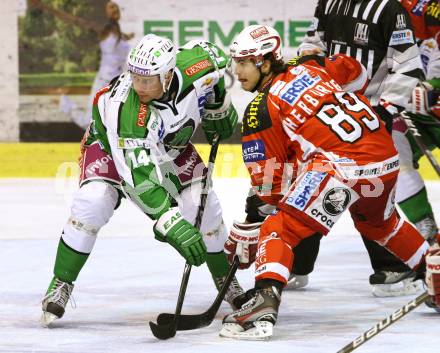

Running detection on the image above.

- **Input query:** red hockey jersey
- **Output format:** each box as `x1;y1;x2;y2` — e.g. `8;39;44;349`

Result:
241;54;398;205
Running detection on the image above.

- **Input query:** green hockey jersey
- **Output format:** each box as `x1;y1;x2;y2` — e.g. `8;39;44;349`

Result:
87;41;230;219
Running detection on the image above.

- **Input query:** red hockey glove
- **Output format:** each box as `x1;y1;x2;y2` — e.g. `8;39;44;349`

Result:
224;221;261;269
426;244;440;308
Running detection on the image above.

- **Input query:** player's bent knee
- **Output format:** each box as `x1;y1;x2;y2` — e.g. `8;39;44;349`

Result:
61;182;120;253
70;182;119;228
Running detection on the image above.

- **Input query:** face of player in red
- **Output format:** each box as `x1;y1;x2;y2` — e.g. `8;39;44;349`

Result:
233;58;262;92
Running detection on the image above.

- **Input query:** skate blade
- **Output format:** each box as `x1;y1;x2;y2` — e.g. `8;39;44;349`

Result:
285;275;309;290
40;312;58;327
372;280;422;298
219;321;273;340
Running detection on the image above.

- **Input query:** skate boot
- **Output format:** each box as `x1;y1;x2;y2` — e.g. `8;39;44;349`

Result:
214;275;247;310
219;285;281;340
415;214;438;245
369;270;421;297
425;297;440;313
41;277;74;327
285;272;309;290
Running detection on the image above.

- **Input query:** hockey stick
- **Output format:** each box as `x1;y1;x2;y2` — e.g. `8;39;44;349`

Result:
336;291;429;353
400;111;440;176
149;135;220;340
156;257;239;330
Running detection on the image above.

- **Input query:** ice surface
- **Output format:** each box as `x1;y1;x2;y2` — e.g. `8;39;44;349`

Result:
0;178;439;353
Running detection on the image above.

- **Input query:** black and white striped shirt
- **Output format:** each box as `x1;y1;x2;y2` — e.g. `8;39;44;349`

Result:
299;0;425;110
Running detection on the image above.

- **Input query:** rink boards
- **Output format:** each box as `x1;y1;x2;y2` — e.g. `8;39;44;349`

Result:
1;142;439;180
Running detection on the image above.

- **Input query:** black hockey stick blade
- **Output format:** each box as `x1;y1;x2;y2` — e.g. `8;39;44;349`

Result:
156;257;239;330
149;320;176;340
149;262;192;339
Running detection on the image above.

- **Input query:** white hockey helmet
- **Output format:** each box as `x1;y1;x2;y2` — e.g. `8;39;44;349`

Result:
127;34;176;91
230;25;282;65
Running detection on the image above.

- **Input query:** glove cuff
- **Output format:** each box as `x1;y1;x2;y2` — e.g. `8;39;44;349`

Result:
154;207;183;241
229;220;261;244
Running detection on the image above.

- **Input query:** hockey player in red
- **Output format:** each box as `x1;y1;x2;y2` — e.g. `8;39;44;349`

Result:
220;25;440;340
400;0;440;44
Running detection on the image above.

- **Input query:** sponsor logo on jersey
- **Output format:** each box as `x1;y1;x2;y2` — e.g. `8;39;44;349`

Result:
246;93;263;129
137;103;148;127
383;159;399;172
322;187;351;216
180;149;201;177
201;77;214;87
284;171;326;210
411;0;430;16
117;138;152;149
148;111;165;140
242;139;266;162
389;30;414;46
426;1;440;20
242;92;272;136
395;14;407;29
280;72;321;106
85;155;113;178
354;23;369;45
354;167;380;177
184;59;213;76
250;26;269;39
310;208;335;228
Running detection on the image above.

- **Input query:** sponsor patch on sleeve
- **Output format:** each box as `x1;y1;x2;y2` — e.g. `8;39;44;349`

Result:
184;59;213;76
242;139;266;162
389;30;414;46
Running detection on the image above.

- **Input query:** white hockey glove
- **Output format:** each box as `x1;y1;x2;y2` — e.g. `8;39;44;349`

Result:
426;243;440;309
411;81;434;116
224;221;261;269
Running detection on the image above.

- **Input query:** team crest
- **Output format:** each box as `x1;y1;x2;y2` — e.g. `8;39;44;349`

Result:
322;187;351;216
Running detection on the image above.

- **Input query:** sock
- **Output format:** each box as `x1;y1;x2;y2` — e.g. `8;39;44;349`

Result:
206;251;230;278
398;187;433;223
255;279;284;293
53;238;89;283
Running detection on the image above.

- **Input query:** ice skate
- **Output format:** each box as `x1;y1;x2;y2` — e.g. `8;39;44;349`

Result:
41;277;74;327
214;275;247;310
285;273;309;290
219;285;280;340
415;215;438;245
370;270;421;297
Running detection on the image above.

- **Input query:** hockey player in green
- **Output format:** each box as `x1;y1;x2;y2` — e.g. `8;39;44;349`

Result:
393;33;440;247
41;34;243;326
